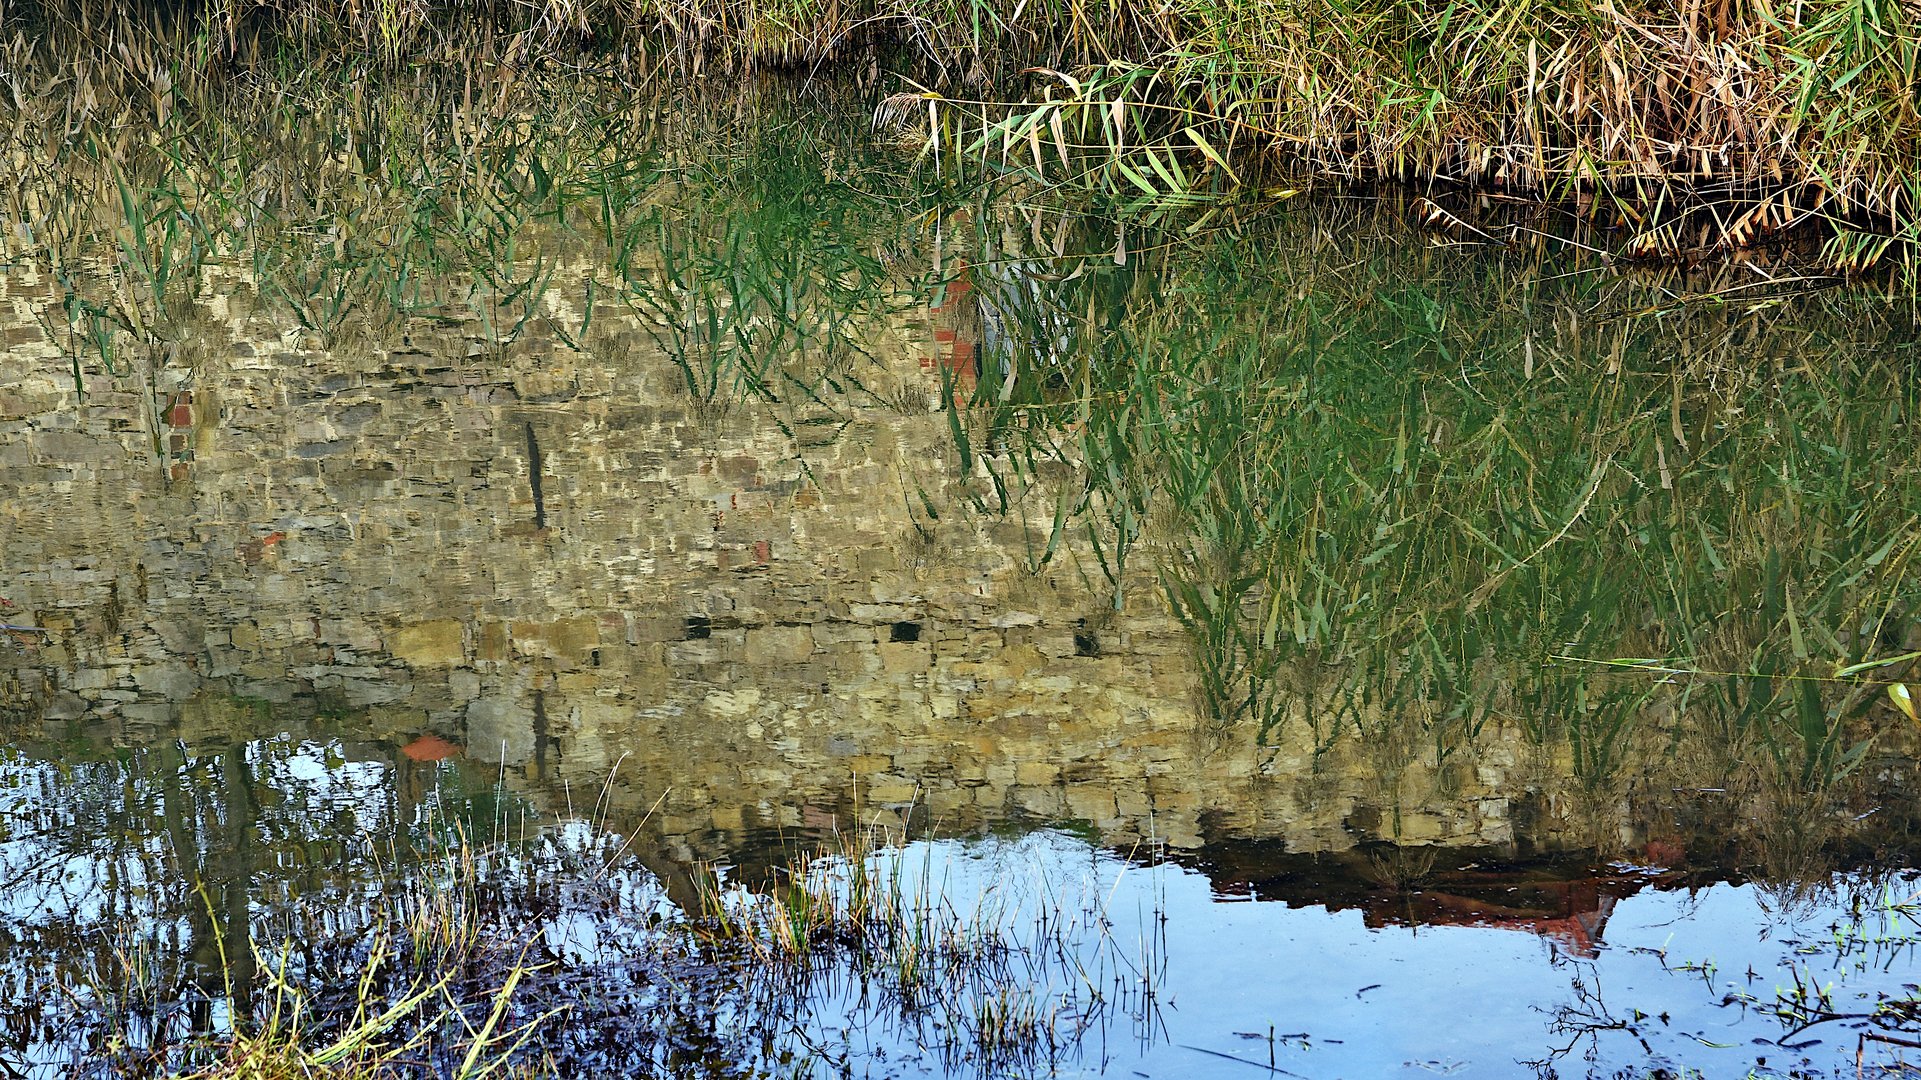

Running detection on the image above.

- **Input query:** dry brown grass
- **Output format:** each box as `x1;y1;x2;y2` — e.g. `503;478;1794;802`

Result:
12;0;1921;268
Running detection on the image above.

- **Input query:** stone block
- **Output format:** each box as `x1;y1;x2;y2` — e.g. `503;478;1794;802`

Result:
1063;785;1116;823
448;669;482;702
511;617;600;665
865;777;917;804
1014;761;1061;786
848;603;911;622
132;662;201;701
878;642;929;674
746;625;814;664
1396;812;1446;843
466;695;533;765
924;786;971;817
342;678;410;706
40;690;89;720
477;621;511;662
317;617;382;651
120;703;174;726
702;688;763;719
389;619;466;667
812;621;878;646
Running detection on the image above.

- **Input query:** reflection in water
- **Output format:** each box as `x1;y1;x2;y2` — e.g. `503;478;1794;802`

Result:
5;732;1921;1078
2;60;1921;1078
1202;841;1642;959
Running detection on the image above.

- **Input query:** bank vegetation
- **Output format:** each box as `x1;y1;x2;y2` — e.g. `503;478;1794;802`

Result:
9;0;1921;273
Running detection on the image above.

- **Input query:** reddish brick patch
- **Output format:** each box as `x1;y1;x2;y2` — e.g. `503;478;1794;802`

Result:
400;734;461;762
236;533;284;565
948;340;975;370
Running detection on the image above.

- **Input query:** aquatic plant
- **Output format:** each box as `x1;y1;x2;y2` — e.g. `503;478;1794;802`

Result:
2;727;1154;1078
0;27;948;465
691;815;1164;1076
930;193;1921;826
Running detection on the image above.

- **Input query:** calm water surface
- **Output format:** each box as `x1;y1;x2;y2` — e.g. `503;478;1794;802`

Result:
2;74;1920;1078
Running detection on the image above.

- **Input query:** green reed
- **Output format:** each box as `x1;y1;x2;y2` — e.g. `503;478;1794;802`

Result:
0;31;949;440
610;118;926;416
943;195;1921;815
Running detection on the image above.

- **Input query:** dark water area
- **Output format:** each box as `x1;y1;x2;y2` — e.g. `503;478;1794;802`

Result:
4;67;1921;1078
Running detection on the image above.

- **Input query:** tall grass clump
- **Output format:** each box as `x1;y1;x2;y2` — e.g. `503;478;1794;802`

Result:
691;818;1166;1075
932;197;1921;847
917;0;1921;273
51;827;577;1079
0;23;951;442
16;0;1921;270
3;0;1167;69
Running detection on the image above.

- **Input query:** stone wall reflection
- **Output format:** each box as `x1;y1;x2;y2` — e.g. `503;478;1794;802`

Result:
2;255;1913;887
